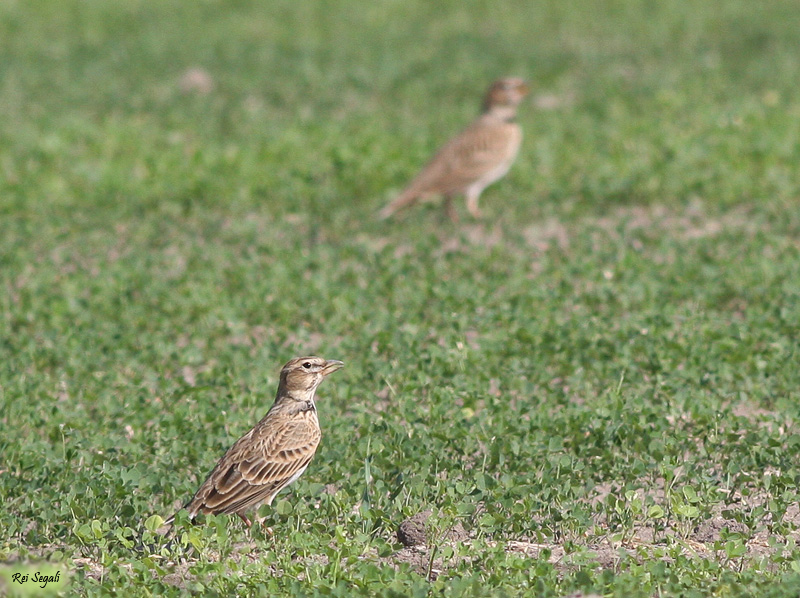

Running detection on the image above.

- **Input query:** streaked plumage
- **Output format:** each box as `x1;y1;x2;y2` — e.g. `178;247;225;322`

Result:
379;77;529;221
164;356;343;529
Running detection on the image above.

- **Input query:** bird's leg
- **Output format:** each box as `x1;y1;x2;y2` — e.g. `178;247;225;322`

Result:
465;189;483;219
237;512;253;527
261;523;275;538
443;195;459;223
238;512;261;542
255;514;275;539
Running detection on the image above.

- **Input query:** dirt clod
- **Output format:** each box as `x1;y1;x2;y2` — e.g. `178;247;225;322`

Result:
397;510;432;547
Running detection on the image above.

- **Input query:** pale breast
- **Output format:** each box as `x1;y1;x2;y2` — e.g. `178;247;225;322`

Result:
470;123;522;192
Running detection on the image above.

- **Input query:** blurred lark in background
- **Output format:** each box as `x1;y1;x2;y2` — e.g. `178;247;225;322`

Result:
380;77;529;221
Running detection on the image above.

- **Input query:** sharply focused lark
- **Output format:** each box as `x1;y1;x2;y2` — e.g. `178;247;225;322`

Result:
164;357;343;529
379;77;529;221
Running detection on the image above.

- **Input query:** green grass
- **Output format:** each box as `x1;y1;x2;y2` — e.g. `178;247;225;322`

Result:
3;0;800;595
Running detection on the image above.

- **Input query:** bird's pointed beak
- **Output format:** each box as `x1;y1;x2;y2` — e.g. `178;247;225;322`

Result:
322;360;344;376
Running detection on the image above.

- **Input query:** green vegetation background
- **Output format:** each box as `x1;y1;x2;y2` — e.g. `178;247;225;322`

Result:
2;0;800;596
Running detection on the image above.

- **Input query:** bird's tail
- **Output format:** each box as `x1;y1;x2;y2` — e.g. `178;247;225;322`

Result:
134;512;177;551
157;507;190;536
379;188;420;220
155;514;176;537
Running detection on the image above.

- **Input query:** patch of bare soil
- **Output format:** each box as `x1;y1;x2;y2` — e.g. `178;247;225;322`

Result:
382;472;800;579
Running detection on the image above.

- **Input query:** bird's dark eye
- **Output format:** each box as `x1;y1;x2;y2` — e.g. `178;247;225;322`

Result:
303;362;312;369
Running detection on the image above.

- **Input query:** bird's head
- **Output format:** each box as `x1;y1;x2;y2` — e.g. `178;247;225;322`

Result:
279;356;344;400
482;78;530;115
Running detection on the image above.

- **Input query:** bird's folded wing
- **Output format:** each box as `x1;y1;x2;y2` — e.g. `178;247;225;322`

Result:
194;417;321;514
412;122;517;194
238;418;321;485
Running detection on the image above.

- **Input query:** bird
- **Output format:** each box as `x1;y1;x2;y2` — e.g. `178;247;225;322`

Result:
379;77;530;221
162;356;343;530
